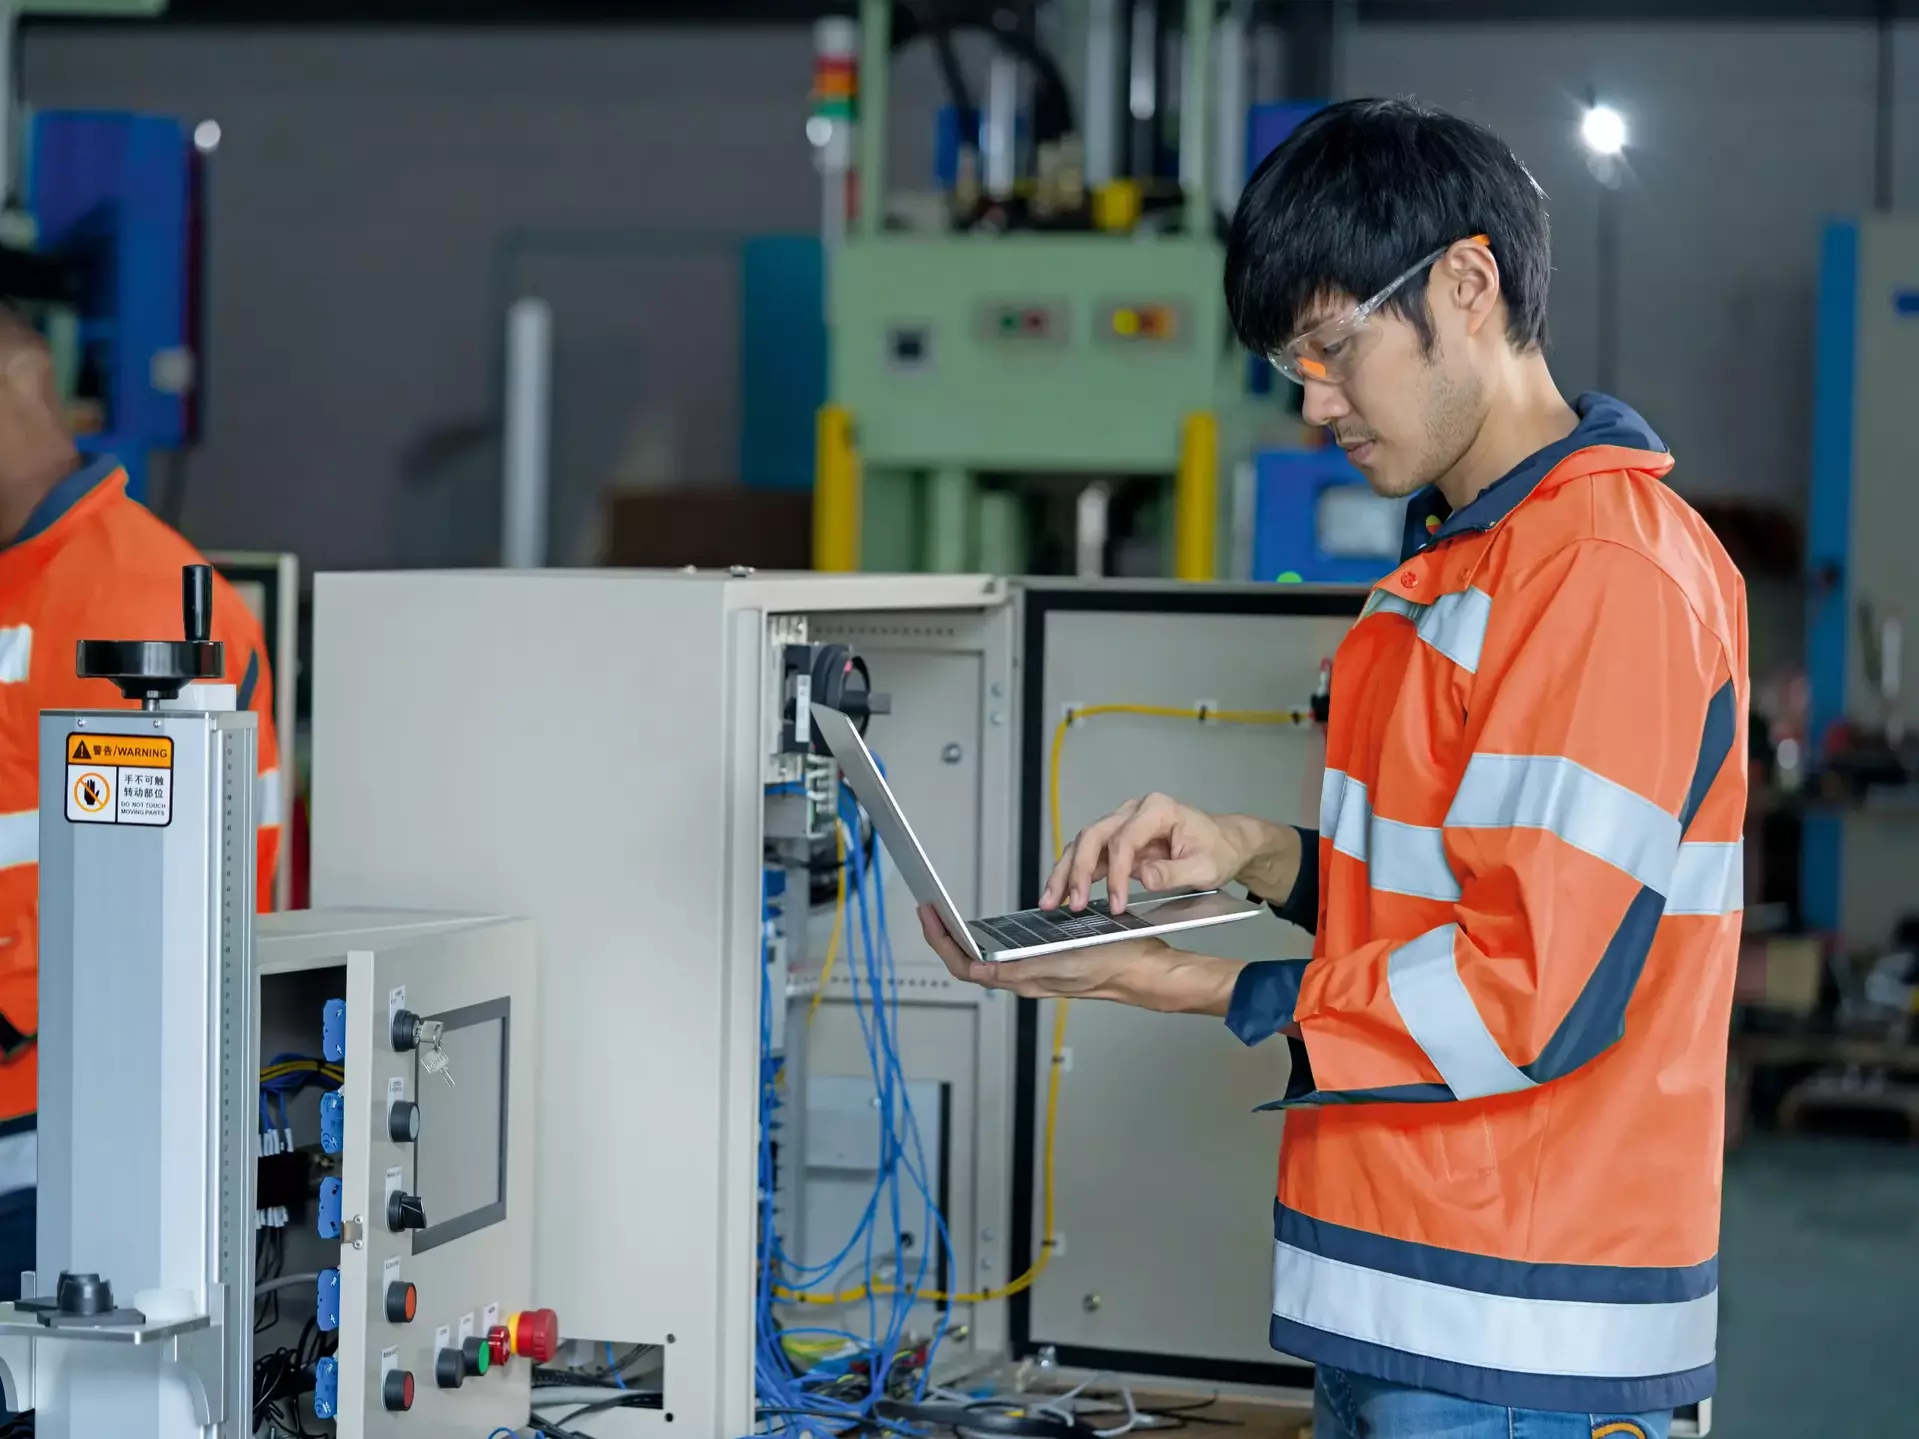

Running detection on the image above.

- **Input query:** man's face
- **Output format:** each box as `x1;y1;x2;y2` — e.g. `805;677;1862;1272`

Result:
1293;288;1484;500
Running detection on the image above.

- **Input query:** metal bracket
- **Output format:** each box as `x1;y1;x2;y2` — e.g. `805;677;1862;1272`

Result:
0;1279;226;1426
163;1291;227;1428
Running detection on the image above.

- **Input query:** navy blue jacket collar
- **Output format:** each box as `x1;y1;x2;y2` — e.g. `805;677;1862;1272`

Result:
7;454;122;550
1399;392;1666;562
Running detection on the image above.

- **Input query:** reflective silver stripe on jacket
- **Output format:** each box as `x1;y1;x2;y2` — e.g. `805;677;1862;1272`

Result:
0;811;34;872
1272;1240;1719;1378
1360;586;1494;674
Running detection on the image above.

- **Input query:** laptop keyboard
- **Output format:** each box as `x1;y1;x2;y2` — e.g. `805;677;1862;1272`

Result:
970;900;1158;952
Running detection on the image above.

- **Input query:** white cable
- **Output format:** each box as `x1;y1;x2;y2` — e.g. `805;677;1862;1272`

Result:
1091;1382;1140;1438
254;1272;321;1297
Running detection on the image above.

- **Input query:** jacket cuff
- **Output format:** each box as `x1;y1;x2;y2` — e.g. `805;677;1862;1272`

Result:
1248;826;1318;935
1224;959;1309;1047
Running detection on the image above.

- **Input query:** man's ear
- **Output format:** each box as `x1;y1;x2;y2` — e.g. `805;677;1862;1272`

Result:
1439;239;1502;338
0;345;53;407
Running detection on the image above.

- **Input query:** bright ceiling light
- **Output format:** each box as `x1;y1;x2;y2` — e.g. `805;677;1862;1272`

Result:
193;120;222;154
1580;105;1626;156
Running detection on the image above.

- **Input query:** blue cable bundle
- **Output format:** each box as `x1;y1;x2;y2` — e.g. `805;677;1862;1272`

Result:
749;769;957;1436
257;1053;342;1157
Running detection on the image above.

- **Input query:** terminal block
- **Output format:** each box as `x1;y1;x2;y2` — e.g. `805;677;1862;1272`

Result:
317;1176;343;1240
317;1268;341;1332
322;998;346;1063
313;1357;338;1420
319;1090;344;1154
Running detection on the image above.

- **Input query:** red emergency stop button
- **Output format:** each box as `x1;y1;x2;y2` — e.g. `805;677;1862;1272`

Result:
487;1324;513;1369
509;1308;560;1363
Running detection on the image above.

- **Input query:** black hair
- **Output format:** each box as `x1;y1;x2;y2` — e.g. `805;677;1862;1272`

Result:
1224;97;1551;358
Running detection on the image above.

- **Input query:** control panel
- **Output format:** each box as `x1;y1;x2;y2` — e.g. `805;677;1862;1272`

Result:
254;909;542;1437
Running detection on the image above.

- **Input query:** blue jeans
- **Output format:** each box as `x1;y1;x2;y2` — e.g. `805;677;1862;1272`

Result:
1315;1367;1672;1439
0;1186;31;1303
0;1186;27;1419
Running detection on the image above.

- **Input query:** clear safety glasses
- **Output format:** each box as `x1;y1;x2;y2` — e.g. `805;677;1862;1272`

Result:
1268;234;1491;387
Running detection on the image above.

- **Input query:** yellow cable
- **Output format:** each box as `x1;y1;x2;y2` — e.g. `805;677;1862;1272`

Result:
805;818;849;1029
779;702;1305;1309
1047;704;1310;866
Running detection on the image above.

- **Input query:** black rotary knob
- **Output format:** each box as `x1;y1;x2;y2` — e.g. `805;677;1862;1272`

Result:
74;564;224;705
435;1346;464;1389
388;1100;421;1144
384;1368;415;1411
387;1191;427;1232
385;1280;417;1324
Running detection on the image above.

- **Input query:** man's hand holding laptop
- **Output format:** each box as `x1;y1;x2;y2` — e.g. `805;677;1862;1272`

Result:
918;792;1303;1012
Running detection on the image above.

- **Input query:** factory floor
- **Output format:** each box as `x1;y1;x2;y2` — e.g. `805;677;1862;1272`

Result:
1714;1132;1919;1438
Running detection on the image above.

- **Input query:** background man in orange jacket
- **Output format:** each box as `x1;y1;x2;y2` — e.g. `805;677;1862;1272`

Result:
920;100;1747;1439
0;311;282;1301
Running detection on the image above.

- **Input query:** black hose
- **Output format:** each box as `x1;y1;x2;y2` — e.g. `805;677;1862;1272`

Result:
904;1;979;120
891;3;1076;145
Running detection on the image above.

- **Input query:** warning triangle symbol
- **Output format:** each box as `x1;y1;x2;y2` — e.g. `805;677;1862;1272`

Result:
71;740;90;761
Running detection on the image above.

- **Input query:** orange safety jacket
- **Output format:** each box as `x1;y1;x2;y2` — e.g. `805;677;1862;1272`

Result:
0;458;282;1143
1227;395;1747;1414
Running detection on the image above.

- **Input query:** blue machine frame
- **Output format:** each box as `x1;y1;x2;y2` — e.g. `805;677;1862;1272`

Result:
25;110;198;507
1249;446;1402;585
1802;221;1858;935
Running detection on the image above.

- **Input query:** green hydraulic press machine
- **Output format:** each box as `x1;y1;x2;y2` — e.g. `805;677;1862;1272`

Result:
813;0;1295;580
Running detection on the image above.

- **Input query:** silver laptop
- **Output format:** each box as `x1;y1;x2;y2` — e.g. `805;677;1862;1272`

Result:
810;703;1261;963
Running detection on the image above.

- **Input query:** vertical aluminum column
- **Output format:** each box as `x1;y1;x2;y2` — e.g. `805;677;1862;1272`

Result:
21;701;256;1438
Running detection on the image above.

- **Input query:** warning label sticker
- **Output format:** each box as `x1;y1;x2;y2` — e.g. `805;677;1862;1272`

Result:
67;734;173;769
64;733;173;827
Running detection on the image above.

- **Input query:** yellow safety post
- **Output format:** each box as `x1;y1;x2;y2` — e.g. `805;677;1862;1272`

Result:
813;404;860;571
1174;411;1218;581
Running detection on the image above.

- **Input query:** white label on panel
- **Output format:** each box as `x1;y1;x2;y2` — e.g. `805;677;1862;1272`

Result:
388;985;407;1034
457;1312;476;1344
381;1347;400;1376
434;1325;451;1353
483;1302;501;1332
384;1255;403;1286
387;1076;406;1104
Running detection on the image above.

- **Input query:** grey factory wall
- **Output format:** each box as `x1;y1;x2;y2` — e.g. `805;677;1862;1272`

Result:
20;19;1919;572
20;24;945;571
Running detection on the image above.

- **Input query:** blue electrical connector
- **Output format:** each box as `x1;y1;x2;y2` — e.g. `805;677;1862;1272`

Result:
319;1091;344;1155
316;1268;341;1333
312;1357;338;1419
322;1000;346;1064
317;1177;342;1240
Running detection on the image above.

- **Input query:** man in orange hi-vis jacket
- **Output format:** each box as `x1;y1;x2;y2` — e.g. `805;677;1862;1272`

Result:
0;311;282;1300
919;100;1746;1439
